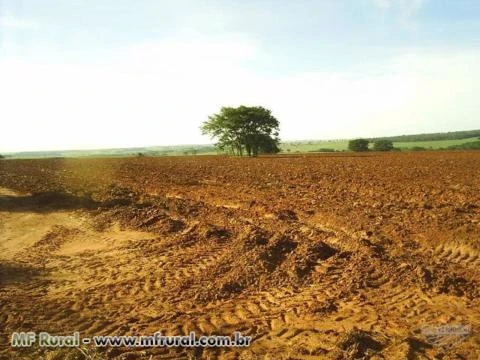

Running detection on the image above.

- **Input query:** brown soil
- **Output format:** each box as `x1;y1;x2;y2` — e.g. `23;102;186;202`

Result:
0;152;479;359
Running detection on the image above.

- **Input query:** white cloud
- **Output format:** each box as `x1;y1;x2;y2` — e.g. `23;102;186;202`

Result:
402;0;426;12
0;15;38;29
372;0;425;12
128;35;258;74
372;0;427;29
0;37;479;152
372;0;392;9
398;0;427;28
0;35;260;151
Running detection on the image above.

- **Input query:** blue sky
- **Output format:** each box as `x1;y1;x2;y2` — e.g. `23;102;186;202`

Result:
1;0;479;151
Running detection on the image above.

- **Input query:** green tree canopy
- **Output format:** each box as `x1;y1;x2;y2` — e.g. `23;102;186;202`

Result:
201;106;280;156
348;139;369;152
373;139;394;151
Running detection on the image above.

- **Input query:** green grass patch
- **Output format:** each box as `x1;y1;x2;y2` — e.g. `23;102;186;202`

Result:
394;137;480;150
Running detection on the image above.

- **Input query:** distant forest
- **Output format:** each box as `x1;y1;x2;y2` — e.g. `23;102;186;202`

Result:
369;129;480;142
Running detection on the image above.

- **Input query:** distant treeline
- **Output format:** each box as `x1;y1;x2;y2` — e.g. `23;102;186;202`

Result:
369;129;480;143
4;145;217;159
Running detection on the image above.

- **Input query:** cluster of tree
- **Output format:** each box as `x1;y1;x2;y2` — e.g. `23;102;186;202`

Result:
348;139;395;152
372;139;394;151
348;139;369;152
201;106;280;156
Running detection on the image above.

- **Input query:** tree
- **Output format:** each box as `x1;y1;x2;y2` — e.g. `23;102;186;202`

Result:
201;106;280;156
348;139;369;152
373;139;394;151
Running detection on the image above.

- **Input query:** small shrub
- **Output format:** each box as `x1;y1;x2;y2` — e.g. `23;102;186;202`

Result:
309;148;335;153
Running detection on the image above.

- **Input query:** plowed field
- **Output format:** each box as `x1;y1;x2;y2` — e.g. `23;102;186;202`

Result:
0;152;479;359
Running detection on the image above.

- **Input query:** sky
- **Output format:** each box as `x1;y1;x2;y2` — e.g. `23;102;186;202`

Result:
1;0;480;152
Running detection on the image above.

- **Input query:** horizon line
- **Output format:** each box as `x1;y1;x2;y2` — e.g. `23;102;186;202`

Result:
2;128;480;155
